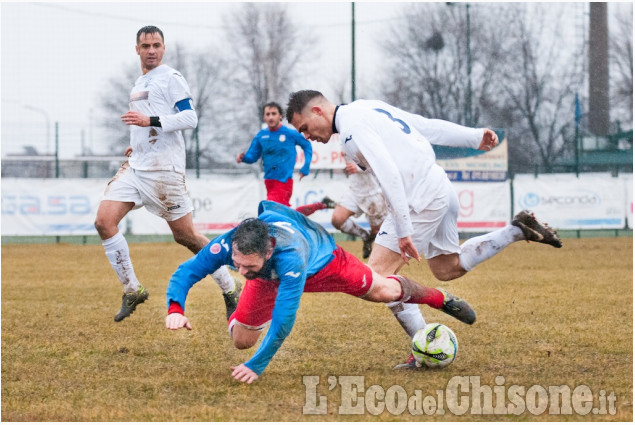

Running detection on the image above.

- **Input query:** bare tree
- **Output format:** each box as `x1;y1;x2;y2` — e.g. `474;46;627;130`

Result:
223;3;311;125
497;4;582;172
379;3;506;128
609;3;633;126
98;63;139;155
379;3;584;173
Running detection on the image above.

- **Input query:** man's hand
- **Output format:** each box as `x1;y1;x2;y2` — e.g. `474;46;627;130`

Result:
121;111;150;127
398;236;421;265
124;146;133;157
477;129;499;151
165;313;192;330
344;162;358;176
298;172;307;181
231;364;259;384
236;152;245;163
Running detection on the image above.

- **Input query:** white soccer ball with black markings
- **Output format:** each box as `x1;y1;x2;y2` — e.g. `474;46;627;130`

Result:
411;323;458;368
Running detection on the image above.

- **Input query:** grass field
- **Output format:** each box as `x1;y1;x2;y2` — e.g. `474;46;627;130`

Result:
1;237;632;421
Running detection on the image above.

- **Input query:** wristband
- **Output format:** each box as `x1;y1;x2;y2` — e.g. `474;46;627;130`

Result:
150;116;162;127
168;300;184;315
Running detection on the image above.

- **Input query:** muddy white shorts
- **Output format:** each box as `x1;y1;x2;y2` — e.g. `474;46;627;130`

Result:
102;161;193;221
374;178;460;259
339;190;389;228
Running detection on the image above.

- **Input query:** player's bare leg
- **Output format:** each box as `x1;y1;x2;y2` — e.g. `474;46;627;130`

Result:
230;322;262;350
95;200;135;240
167;212;209;253
367;244;405;276
332;205;373;258
427;253;466;281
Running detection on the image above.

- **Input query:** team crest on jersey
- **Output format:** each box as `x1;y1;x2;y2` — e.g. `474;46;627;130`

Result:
210;243;222;255
279;135;286;142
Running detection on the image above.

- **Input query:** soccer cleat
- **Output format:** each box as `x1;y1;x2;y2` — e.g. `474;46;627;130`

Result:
114;284;149;322
438;288;476;325
511;210;562;248
321;196;337;209
362;235;375;259
393;353;422;370
223;278;242;320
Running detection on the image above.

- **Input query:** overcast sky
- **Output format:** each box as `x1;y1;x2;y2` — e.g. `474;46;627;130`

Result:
1;1;632;159
1;1;399;158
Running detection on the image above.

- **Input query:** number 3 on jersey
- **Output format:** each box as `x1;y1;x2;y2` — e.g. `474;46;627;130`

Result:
374;108;411;134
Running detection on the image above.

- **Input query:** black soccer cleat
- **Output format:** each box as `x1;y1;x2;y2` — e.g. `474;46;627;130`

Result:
512;210;562;248
114;284;149;322
223;278;242;320
438;288;476;325
362;235;375;259
321;196;337;209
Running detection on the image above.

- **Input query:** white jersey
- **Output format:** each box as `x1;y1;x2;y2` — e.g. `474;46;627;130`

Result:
335;99;483;238
128;64;195;173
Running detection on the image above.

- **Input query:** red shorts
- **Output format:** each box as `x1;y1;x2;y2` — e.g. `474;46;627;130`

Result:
264;178;293;207
228;247;373;330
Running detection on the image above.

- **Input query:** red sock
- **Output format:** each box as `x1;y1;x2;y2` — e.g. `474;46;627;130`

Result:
295;202;326;216
388;275;445;309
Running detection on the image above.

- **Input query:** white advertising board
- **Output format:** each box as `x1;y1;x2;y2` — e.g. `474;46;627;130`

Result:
1;178;104;236
513;173;626;229
622;174;633;229
3;173;630;236
453;181;511;231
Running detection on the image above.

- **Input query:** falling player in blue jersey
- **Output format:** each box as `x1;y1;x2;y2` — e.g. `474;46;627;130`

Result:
165;200;476;384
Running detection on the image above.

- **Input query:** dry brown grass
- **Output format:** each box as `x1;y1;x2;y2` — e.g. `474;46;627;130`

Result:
1;237;632;421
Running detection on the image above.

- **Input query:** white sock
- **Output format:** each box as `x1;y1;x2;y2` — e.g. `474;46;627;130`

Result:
387;301;426;338
339;218;371;240
212;266;236;293
459;225;524;272
102;232;140;293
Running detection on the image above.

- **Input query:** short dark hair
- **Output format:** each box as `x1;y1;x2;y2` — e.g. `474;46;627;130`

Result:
286;90;324;122
263;102;283;116
136;25;164;44
232;218;272;257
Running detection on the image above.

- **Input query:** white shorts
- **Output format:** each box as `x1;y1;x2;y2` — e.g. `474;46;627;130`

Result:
102;161;193;222
339;190;388;228
374;178;460;259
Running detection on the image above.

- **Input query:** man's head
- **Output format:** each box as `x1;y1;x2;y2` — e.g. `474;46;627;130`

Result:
286;90;335;143
232;218;275;280
136;25;165;74
263;102;283;131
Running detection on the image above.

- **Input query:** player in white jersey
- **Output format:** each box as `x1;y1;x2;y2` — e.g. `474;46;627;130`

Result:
94;26;240;323
287;90;562;367
331;146;388;259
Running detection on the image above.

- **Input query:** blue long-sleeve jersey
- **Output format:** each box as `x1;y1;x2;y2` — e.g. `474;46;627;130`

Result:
242;125;313;181
166;201;336;375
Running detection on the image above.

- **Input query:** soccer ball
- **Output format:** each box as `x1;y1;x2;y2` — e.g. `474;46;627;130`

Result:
411;323;458;368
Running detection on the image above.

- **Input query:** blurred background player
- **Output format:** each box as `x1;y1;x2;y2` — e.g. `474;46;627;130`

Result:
331;148;388;259
236;101;335;216
94;25;240;323
287;90;562;366
165;201;475;384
